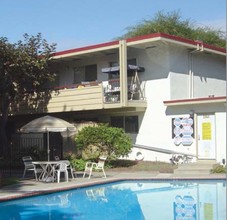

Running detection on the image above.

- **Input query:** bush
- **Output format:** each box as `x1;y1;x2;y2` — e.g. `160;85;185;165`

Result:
70;158;87;171
211;165;226;173
75;124;132;160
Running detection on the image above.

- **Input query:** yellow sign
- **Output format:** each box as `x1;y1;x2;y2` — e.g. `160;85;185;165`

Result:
204;203;213;220
202;122;212;140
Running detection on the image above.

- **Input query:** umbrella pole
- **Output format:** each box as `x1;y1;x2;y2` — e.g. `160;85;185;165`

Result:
47;131;50;161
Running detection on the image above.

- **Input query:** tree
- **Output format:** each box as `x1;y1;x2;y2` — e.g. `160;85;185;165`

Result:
120;11;226;48
75;124;132;160
0;33;56;156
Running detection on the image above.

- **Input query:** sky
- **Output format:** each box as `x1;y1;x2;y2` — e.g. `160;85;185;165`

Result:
0;0;226;52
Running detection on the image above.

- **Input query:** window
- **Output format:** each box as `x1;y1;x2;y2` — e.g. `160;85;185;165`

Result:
109;61;119;80
127;58;137;77
111;116;124;128
127;58;137;66
85;64;97;82
110;116;138;133
125;116;138;133
74;64;97;84
74;67;84;84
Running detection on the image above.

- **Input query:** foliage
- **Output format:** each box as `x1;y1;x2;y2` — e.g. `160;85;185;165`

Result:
75;124;132;160
70;159;87;171
108;159;138;168
0;33;56;155
63;152;87;171
0;177;19;187
119;10;226;48
211;165;226;173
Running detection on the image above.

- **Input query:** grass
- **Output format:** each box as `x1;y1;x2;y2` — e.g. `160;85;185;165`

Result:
107;160;176;173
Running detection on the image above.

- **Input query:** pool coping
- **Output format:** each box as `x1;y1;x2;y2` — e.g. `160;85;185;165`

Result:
0;171;226;202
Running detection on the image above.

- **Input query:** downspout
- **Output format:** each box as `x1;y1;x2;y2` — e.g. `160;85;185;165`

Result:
189;41;204;98
119;40;127;106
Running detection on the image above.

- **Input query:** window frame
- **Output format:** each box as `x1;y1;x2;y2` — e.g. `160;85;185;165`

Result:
110;115;139;133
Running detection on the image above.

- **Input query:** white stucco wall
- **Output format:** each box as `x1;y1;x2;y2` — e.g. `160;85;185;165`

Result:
215;112;226;164
192;53;226;97
126;78;178;162
126;45;226;163
169;47;190;99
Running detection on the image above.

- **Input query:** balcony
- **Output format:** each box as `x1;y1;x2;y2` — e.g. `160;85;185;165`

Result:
9;80;146;115
103;78;145;103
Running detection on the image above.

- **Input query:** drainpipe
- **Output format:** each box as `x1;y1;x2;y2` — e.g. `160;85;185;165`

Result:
188;41;204;98
119;40;127;106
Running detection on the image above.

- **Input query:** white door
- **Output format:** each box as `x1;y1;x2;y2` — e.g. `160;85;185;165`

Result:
197;114;216;159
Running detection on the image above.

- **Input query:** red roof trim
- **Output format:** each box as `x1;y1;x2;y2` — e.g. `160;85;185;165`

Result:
52;40;119;56
52;33;226;57
126;33;226;53
164;96;226;105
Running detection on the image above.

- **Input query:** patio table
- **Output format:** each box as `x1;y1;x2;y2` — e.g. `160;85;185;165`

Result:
33;161;60;182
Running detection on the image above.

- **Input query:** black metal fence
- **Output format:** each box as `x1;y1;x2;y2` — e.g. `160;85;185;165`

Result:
0;134;47;178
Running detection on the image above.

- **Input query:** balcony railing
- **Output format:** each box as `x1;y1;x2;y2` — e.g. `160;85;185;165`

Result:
9;79;146;115
103;77;144;103
103;79;121;103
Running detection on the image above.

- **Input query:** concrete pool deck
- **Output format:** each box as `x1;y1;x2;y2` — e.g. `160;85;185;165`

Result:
0;171;226;201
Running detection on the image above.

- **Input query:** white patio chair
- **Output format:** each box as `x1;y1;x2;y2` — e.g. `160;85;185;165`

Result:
22;156;42;181
55;157;76;179
64;160;76;179
83;156;107;179
54;162;69;183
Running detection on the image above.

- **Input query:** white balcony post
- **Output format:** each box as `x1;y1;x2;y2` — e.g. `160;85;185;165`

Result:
119;40;127;106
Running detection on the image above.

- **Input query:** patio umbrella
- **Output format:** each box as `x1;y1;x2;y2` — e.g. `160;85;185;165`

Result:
20;115;76;161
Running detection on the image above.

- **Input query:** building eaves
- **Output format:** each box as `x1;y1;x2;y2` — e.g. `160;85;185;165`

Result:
52;32;226;59
163;96;226;106
52;40;119;59
126;33;226;55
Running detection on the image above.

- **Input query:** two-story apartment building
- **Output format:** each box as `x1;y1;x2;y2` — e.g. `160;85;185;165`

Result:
10;33;226;164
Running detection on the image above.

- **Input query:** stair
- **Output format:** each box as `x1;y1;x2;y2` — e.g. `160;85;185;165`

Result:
173;160;218;175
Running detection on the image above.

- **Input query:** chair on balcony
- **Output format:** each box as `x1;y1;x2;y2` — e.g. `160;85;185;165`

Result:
83;156;107;179
22;156;42;181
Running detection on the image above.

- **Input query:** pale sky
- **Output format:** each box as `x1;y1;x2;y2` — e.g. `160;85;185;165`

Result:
0;0;225;51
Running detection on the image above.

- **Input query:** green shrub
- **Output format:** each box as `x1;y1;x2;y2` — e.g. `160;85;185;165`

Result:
70;158;87;171
75;124;132;160
211;165;226;173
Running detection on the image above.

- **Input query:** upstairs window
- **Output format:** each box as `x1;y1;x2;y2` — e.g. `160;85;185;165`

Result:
85;64;97;82
109;61;119;80
74;64;97;84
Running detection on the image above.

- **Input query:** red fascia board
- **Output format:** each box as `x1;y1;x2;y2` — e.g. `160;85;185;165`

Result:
52;32;226;57
164;96;226;105
52;40;119;57
126;32;226;53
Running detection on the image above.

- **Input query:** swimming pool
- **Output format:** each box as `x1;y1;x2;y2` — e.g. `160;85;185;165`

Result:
0;180;226;220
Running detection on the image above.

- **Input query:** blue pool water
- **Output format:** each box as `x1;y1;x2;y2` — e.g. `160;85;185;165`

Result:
0;180;226;220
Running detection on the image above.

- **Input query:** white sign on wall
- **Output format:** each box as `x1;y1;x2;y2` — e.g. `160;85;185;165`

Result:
172;117;194;146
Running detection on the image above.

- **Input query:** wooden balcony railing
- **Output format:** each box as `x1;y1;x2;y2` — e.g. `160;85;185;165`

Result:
9;79;145;115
